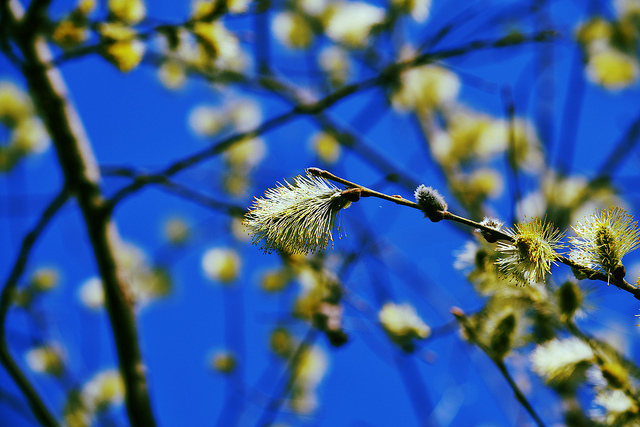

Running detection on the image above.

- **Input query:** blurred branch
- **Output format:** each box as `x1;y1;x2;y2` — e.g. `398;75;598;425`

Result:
566;320;640;381
452;308;546;427
215;285;247;426
107;107;300;207
256;74;423;190
596;112;640;177
501;86;523;224
21;0;51;29
532;0;555;152
254;327;318;427
253;4;270;75
0;187;69;427
555;44;586;174
394;353;436;426
105;30;557;206
102;165;246;217
7;1;157;425
0;387;35;422
493;359;546;427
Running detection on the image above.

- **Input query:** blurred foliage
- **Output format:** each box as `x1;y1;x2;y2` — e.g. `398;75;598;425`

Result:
1;0;640;426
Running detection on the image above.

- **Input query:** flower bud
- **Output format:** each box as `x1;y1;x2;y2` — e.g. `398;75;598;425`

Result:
414;184;447;222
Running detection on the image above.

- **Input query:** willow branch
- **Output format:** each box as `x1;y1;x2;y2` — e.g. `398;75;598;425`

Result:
452;308;546;427
308;168;640;300
105;30;558;207
0;188;69;427
102;165;246;217
107;108;300;208
254;327;318;427
493;359;546;427
8;1;157;425
256;74;422;190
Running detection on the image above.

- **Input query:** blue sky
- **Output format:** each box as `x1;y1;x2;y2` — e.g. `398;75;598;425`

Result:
1;0;640;426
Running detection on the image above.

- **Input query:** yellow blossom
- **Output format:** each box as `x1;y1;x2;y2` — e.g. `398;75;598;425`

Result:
324;2;385;47
109;0;146;24
192;21;240;65
11;117;49;154
391;0;431;23
311;132;341;163
594;389;638;424
290;346;328;414
231;217;252;242
26;344;65;376
260;268;291;292
244;172;352;254
570;207;640;279
318;45;351;87
295;346;328;386
113;241;171;307
191;0;216;20
223;171;249;197
270;327;294;357
615;0;640;20
496;218;564;284
100;24;145;72
300;0;327;16
227;0;252;14
586;43;639;90
81;369;125;412
392;64;460;112
105;40;145;72
53;20;89;48
0;82;32;125
576;17;613;45
379;302;430;348
272;12;314;49
77;0;96;15
202;247;241;283
158;61;186;89
79;277;104;309
225;137;266;169
531;337;594;387
163;217;190;245
211;351;236;373
30;268;59;292
189;105;227;136
431;109;505;164
228;99;261;132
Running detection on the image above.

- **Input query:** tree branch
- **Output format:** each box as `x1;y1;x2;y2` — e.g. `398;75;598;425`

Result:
308;168;640;300
102;165;246;217
254;327;318;427
0;188;69;427
452;308;546;427
7;1;157;425
105;30;558;206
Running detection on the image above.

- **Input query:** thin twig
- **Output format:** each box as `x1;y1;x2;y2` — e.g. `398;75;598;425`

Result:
7;1;158;423
493;359;546;427
256;74;423;190
102;165;246;217
254;327;318;427
309;168;640;300
104;31;558;207
0;187;69;427
107;108;300;208
452;309;546;427
501;86;522;224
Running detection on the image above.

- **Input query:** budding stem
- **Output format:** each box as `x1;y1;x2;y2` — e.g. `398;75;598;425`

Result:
308;168;514;241
304;168;640;299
